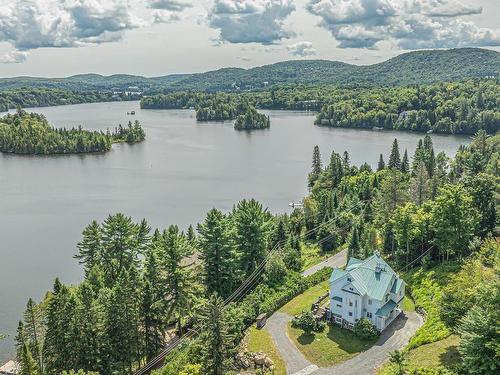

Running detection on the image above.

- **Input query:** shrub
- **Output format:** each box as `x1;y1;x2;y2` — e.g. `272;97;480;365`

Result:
353;318;379;340
291;311;325;334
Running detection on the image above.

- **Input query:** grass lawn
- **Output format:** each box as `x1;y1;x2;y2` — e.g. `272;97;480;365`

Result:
378;335;461;374
245;326;286;375
288;323;378;367
279;280;329;316
301;243;333;271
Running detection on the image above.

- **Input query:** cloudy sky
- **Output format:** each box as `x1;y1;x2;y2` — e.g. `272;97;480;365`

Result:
0;0;499;77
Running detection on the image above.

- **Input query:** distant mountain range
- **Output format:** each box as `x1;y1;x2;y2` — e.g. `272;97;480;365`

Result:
1;48;498;92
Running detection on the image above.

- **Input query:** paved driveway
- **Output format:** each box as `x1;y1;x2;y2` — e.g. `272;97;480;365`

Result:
301;249;347;277
266;310;423;375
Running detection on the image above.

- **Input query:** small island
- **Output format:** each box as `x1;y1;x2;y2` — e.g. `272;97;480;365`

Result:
234;107;270;130
0;110;145;155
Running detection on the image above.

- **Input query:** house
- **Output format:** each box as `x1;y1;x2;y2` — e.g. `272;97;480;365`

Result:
328;251;405;331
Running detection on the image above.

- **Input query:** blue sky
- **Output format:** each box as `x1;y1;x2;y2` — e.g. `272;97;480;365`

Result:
0;0;498;77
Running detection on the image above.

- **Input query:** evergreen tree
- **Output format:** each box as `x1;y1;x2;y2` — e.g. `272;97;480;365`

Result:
400;149;409;173
186;225;196;243
161;226;198;335
74;220;101;275
411;162;429;205
232;199;271;279
198;209;238;299
308;145;322;187
388;139;401;169
20;342;39;375
198;295;234;375
377;154;385;171
348;225;361;259
23;298;43;372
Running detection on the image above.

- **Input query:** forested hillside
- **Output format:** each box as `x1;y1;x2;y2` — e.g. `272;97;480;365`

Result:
0;88;139;112
14;127;499;374
142;79;499;135
0;111;145;154
2;48;498;93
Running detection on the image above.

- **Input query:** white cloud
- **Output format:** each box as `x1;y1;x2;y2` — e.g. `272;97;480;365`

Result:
287;41;317;56
148;0;191;11
0;0;141;63
0;50;28;63
306;0;500;49
208;0;296;44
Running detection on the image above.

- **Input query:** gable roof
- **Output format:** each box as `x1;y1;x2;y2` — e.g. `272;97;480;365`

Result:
330;252;402;301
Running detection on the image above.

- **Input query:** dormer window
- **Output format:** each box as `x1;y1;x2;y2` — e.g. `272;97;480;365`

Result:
347;277;352;282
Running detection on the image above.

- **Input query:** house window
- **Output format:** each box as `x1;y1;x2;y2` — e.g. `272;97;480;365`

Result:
347;277;351;282
336;304;342;308
349;287;353;291
368;299;372;305
367;312;373;318
349;300;353;307
348;312;353;317
385;294;389;302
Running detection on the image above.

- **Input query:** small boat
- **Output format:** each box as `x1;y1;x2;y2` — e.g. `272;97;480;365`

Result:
289;201;303;208
372;126;384;131
130;110;136;115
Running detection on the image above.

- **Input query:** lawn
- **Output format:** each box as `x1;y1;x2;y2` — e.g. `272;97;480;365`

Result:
279;280;329;316
288;323;378;367
378;335;461;375
245;326;286;375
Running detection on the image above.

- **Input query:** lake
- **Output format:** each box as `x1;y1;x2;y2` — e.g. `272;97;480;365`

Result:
0;101;469;361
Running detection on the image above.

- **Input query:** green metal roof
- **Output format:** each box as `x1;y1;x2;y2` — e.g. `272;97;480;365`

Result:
329;268;346;283
375;300;397;317
330;252;403;301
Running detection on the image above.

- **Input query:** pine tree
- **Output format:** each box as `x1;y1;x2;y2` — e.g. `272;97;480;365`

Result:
342;151;350;172
74;220;101;275
308;145;322;187
161;226;198;336
348;225;361;259
401;149;409;173
411;162;429;205
233;199;271;279
377;154;385;171
23;298;43;372
20;342;39;375
186;224;196;243
198;295;234;375
388;139;401;169
198;209;238;299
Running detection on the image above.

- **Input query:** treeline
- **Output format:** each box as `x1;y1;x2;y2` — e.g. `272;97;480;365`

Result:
15;197;324;374
0;88;139;112
0;111;145;154
306;131;497;268
141;79;499;135
315;80;499;135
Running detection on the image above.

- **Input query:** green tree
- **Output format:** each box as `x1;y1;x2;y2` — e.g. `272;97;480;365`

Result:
411;162;429;205
377;154;385;171
232;199;271;279
309;145;322;187
20;342;39;375
161;226;198;335
198;295;234;375
198;209;238;299
388;139;401;169
432;184;477;261
458;284;499;375
388;350;407;375
400;149;409;173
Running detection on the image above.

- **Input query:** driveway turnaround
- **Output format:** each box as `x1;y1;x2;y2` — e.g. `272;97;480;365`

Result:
266;310;423;375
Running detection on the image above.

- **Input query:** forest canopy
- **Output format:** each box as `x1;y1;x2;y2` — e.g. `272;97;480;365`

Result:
0;110;145;155
141;79;499;135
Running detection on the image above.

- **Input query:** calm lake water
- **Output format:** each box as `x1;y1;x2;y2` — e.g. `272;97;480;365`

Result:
0;101;469;361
